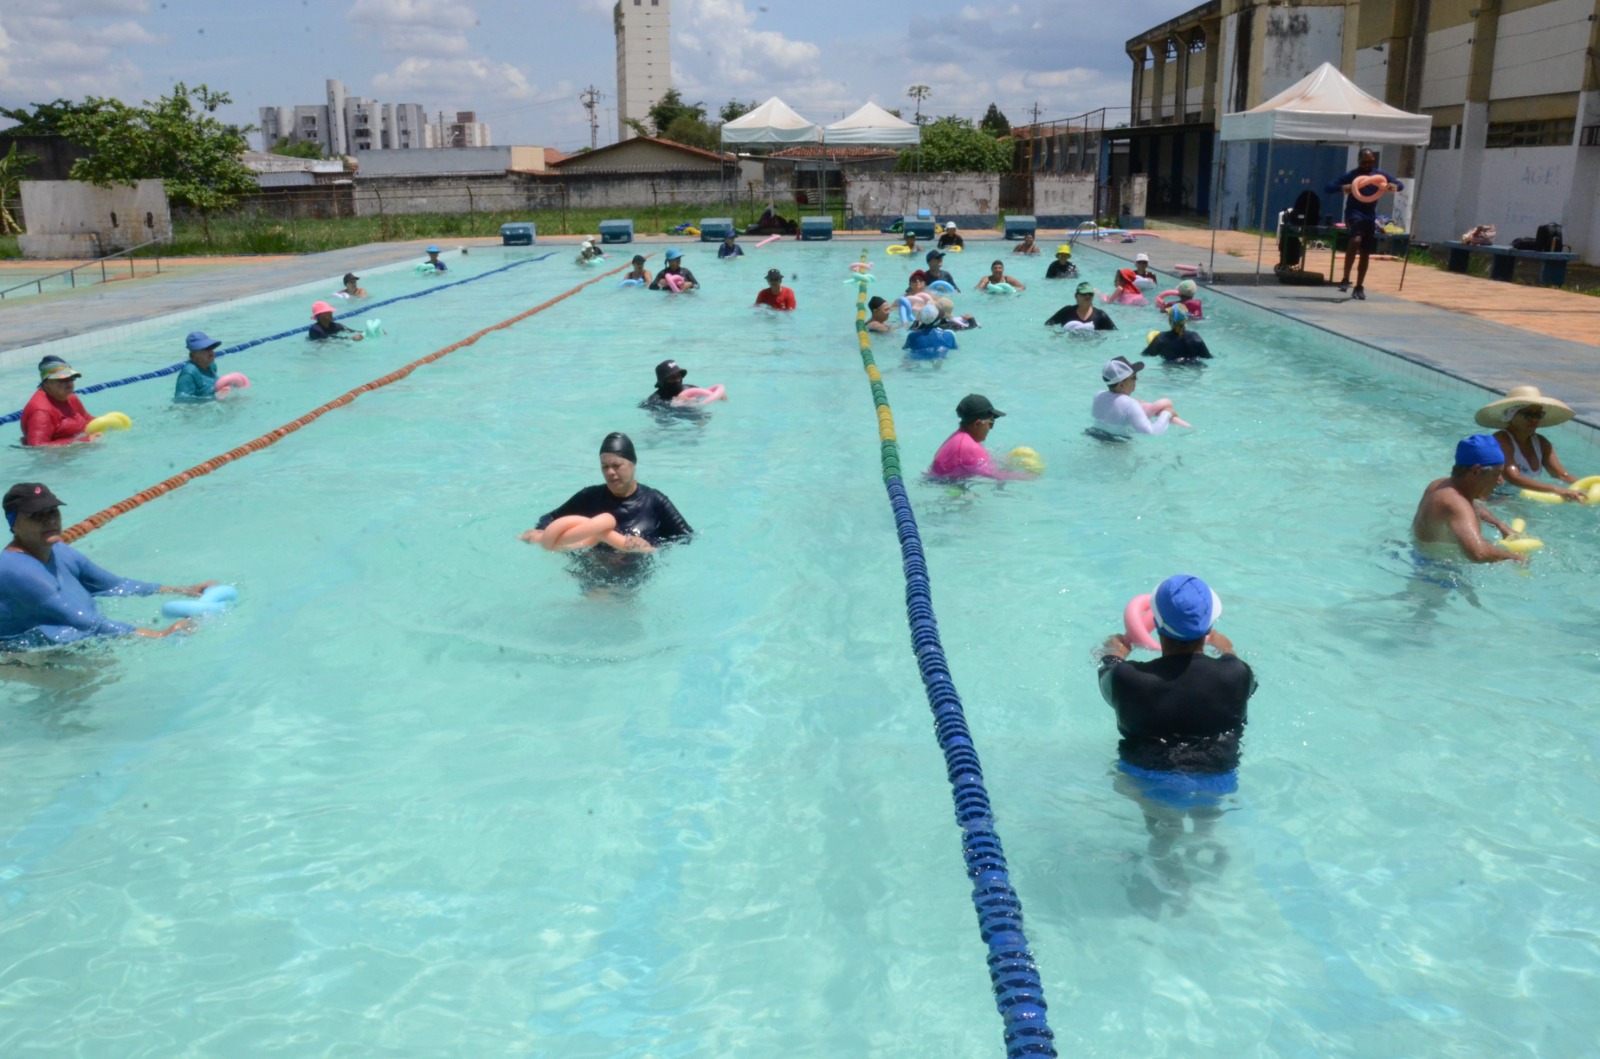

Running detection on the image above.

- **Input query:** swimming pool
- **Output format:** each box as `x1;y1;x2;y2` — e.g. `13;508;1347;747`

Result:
3;240;1598;1056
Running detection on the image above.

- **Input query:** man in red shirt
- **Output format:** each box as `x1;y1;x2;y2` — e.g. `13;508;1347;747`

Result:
21;361;95;447
754;268;796;311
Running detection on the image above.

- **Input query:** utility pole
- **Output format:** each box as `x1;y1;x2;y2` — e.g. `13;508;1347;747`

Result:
580;85;604;151
1030;102;1042;128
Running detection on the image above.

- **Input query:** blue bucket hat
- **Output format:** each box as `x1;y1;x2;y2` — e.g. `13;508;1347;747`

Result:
1455;434;1505;468
185;331;221;352
425;245;440;254
1151;574;1222;642
664;248;683;261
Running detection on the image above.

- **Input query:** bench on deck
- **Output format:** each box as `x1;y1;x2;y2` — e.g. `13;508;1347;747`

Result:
1441;241;1580;287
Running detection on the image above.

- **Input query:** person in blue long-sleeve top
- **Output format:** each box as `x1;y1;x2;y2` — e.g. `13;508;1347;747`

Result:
1325;148;1404;300
0;483;214;650
174;331;221;401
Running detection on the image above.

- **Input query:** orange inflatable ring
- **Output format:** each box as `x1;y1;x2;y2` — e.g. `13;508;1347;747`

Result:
1351;173;1389;204
538;513;631;552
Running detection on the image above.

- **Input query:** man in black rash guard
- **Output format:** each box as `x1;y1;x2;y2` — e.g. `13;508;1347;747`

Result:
647;249;698;291
1095;573;1256;915
1142;305;1211;363
521;433;691;591
641;359;688;407
1045;282;1117;331
921;250;959;290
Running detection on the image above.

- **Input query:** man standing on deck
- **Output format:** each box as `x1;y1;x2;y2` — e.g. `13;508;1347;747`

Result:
1326;149;1403;300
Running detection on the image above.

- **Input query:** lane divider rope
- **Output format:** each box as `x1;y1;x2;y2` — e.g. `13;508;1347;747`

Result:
850;257;1057;1058
2;250;560;425
60;258;639;543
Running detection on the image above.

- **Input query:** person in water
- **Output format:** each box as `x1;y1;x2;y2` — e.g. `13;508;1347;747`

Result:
641;359;689;407
521;434;692;589
1130;253;1158;290
927;394;1036;482
717;232;744;259
648;249;699;291
335;272;367;299
1327;148;1403;300
1045;282;1117;331
174;332;222;402
1143;305;1211;363
424;245;448;272
625;254;653;285
975;260;1026;292
1045;244;1078;279
1;482;214;648
1091;357;1190;437
938;221;965;250
754;268;796;310
1013;232;1039;256
902;230;919;253
1411;435;1524;564
1154;278;1203;319
866;296;899;333
307;301;363;342
1476;386;1587;501
576;239;605;265
21;360;96;446
921;250;959;290
1097;574;1255;909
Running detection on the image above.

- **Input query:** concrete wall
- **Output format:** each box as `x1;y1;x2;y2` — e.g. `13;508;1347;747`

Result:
1261;5;1345;98
354;147;513;178
17;179;171;258
1490;0;1591;100
1422;22;1474;109
348;171;738;216
842;173;999;228
557;138;726;173
551;171;738;210
352;174;538;217
1032;174;1097;226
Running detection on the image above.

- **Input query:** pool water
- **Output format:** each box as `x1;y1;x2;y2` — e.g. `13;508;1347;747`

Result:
3;242;1598;1056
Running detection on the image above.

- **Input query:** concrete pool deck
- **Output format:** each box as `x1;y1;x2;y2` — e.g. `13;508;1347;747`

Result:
4;231;1597;441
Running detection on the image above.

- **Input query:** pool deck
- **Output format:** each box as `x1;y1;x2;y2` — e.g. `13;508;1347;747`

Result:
5;231;1597;439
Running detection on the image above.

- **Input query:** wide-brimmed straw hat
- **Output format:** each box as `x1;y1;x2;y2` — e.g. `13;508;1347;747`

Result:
1474;385;1575;428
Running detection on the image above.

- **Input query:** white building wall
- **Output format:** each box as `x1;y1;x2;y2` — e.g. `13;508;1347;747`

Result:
1260;5;1344;98
615;0;671;140
1490;0;1591;100
1421;22;1473;109
326;80;348;159
1352;47;1386;99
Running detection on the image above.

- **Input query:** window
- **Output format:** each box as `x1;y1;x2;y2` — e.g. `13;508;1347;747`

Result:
1428;124;1453;150
1485;118;1574;148
1165;38;1178;61
1581;124;1600;147
1188;32;1206;54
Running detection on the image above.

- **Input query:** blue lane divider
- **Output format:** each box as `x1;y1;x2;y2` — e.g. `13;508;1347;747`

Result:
849;261;1057;1057
1;250;558;426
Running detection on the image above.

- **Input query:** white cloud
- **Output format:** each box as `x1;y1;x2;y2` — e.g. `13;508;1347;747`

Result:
372;57;534;109
0;1;158;101
348;0;478;58
675;0;821;92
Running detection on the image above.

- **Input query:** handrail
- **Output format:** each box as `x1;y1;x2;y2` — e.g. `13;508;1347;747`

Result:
0;238;166;300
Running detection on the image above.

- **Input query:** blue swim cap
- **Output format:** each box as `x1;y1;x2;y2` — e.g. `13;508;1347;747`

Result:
1169;304;1189;327
426;245;440;254
665;248;683;260
1151;574;1222;642
1455;433;1505;468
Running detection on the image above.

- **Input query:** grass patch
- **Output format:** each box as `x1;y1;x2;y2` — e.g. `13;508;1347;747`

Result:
148;203;853;258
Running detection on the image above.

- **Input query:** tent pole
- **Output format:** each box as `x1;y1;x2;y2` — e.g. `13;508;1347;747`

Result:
1398;144;1429;293
1254;139;1275;285
1207;136;1224;279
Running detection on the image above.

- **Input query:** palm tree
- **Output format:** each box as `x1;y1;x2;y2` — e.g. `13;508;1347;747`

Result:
907;85;931;126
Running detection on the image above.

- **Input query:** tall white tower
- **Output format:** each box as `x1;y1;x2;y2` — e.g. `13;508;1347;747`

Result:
614;0;671;141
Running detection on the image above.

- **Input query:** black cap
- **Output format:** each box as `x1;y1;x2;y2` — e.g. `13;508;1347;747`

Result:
343;272;359;283
4;482;64;517
956;394;1005;423
632;254;646;264
655;359;687;384
765;268;783;281
926;249;945;261
868;296;887;310
599;432;638;463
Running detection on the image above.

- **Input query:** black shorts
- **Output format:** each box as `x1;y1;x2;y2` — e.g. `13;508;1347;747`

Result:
1348;218;1377;244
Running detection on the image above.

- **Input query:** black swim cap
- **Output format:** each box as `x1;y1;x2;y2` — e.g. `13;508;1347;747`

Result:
599;432;638;463
868;296;887;310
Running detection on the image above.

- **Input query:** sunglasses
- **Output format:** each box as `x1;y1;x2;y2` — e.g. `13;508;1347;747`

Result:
1516;408;1546;419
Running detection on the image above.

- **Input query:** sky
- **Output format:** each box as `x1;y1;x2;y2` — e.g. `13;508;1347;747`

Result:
0;0;1200;152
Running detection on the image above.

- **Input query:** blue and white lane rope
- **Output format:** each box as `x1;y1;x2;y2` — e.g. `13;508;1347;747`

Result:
1;250;558;425
850;258;1057;1058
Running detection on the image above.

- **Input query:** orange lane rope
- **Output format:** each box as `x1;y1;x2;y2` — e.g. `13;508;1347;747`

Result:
62;258;639;543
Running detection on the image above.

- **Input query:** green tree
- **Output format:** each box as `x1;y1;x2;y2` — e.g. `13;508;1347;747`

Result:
268;139;322;159
60;83;257;243
661;114;719;151
0;142;38;234
907;85;931;125
647;89;706;137
980;103;1011;137
895;117;1011;173
719;99;758;123
0;98;112;136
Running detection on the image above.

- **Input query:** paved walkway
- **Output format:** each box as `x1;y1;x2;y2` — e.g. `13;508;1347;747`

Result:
1082;228;1600;437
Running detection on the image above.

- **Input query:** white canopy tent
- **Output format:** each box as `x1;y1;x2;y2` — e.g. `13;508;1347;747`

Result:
1212;62;1433;286
822;102;921;146
718;97;823;145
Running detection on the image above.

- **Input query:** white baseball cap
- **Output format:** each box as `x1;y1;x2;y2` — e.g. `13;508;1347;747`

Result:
1135;252;1150;263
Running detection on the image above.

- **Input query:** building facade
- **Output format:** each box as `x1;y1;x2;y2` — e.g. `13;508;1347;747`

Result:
259;80;429;155
424;112;492;149
614;0;672;141
1122;0;1600;259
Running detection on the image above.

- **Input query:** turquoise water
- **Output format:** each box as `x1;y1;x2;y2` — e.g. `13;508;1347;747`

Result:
3;242;1599;1056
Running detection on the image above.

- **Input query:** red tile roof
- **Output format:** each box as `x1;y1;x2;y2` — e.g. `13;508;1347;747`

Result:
767;145;901;160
